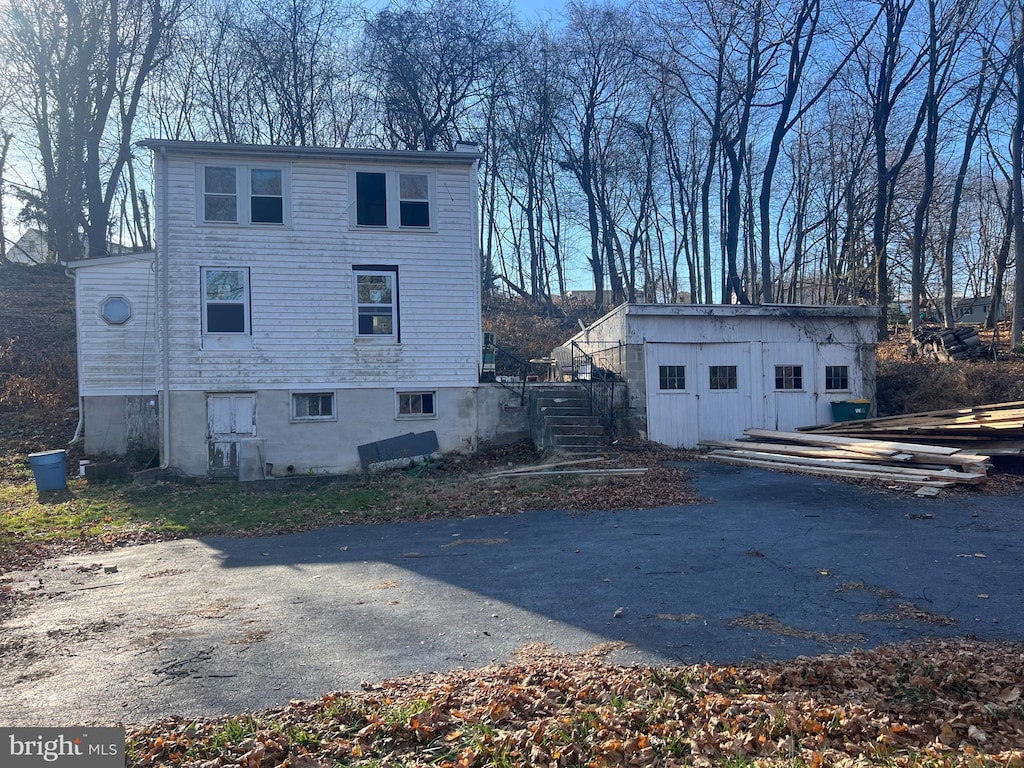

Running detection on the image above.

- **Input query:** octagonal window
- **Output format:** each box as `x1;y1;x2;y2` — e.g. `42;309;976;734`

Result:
100;296;132;325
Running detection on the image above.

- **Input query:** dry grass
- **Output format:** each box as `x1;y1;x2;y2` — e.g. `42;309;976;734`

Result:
0;263;77;412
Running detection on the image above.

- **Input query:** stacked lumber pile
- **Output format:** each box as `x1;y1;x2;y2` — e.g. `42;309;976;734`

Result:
911;324;986;361
701;429;989;490
801;401;1024;456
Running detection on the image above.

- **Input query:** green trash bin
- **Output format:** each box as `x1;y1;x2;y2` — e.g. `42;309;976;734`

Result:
831;399;871;422
27;449;68;491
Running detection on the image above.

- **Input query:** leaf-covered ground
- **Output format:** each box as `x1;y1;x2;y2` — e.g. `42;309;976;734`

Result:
127;639;1024;767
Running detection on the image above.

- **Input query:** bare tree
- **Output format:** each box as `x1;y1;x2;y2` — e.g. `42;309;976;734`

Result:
2;0;186;263
362;0;513;151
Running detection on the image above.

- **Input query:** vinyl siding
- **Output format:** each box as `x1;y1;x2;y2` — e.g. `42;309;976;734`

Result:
74;256;158;396
158;151;481;391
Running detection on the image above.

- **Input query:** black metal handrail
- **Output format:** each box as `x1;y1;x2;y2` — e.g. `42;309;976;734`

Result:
569;341;618;437
480;339;545;405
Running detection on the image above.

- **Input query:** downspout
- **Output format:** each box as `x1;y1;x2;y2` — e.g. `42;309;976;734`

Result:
157;146;171;470
66;264;85;446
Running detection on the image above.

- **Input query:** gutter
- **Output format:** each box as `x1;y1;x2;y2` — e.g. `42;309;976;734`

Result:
66;264;85;446
157;146;171;470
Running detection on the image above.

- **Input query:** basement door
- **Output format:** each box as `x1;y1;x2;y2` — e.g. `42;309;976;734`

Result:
645;342;755;448
207;393;256;478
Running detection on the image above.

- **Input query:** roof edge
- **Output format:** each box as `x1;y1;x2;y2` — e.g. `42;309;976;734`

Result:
137;139;482;164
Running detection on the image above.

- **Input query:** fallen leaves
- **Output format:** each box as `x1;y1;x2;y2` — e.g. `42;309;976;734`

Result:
126;638;1024;767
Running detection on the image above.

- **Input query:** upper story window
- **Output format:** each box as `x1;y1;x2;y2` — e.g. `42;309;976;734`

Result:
201;164;288;225
399;173;430;227
204;166;237;222
356;172;387;226
352;169;433;230
250;169;283;223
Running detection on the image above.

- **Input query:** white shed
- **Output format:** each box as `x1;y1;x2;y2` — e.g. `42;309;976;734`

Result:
564;304;880;448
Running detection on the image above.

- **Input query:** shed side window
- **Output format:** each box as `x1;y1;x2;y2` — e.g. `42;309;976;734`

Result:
658;365;686;390
774;365;803;390
825;365;850;391
709;365;737;390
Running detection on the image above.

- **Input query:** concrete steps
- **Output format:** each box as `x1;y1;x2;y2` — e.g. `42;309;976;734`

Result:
530;385;608;454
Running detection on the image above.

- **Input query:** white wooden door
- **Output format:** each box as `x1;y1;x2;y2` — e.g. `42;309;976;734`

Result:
695;342;754;442
644;342;700;448
207;393;256;477
761;342;818;431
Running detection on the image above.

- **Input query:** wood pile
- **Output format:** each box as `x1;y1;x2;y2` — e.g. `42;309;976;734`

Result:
701;429;990;490
800;401;1024;456
911;324;987;361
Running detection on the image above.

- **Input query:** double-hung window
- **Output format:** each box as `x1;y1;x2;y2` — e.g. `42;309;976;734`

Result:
201;164;287;225
354;267;398;340
204;166;238;222
202;267;250;335
353;170;433;230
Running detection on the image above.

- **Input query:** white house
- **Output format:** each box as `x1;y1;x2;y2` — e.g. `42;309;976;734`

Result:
562;303;880;448
71;140;498;478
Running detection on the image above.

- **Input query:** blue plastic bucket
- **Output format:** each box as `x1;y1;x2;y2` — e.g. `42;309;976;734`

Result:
27;449;68;492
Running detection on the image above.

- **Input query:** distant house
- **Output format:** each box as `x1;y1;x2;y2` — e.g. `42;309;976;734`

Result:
6;228;50;264
69;140;517;479
955;296;1003;325
560;303;880;448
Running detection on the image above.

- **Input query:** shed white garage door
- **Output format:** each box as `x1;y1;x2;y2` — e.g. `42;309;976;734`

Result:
644;342;754;448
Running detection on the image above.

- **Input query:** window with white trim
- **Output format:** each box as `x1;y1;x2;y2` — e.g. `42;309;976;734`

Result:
658;365;686;390
709;365;738;390
292;392;335;422
399;173;430;227
398;391;436;418
354;267;398;339
774;365;803;390
204;166;237;222
352;170;433;230
202;267;250;334
201;164;287;225
100;296;132;325
825;365;850;391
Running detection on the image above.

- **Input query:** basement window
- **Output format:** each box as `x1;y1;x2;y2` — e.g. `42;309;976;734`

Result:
397;391;436;419
292;392;335;422
774;365;803;390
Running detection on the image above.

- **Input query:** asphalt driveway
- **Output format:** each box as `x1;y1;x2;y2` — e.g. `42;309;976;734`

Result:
1;461;1021;726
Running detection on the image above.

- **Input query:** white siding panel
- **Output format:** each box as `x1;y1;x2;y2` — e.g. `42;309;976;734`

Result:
75;257;158;396
159;152;480;392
